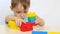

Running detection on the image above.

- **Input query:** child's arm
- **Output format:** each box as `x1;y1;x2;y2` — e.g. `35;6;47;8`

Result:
36;15;44;26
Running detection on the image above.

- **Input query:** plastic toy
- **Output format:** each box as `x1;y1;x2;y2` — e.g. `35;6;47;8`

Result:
27;12;36;23
8;20;20;30
20;22;33;32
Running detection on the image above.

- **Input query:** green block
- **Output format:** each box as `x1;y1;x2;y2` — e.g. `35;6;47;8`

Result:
28;17;36;20
28;16;36;19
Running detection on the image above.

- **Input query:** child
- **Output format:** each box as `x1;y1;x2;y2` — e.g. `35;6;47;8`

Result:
5;0;44;27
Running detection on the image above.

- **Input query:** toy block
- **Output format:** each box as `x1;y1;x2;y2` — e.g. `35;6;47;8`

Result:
8;20;20;30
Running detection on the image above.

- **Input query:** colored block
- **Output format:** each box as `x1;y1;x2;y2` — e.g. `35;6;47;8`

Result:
48;32;60;34
28;17;36;23
20;22;33;32
32;31;47;34
28;17;36;20
27;12;36;17
24;17;36;23
28;20;35;23
32;31;60;34
8;20;20;30
27;12;36;23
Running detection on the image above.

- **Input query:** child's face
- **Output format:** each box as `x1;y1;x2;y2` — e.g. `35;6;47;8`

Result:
11;4;30;19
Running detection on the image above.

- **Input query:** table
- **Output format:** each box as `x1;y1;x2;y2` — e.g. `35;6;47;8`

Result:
0;25;60;34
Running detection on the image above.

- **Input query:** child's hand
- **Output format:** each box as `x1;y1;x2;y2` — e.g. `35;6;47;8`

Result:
15;17;25;26
35;16;44;26
5;16;15;22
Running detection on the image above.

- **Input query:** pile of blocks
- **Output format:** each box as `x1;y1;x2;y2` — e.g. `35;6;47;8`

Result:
8;12;37;32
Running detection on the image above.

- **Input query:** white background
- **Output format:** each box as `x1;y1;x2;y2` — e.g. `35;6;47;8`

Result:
0;0;60;27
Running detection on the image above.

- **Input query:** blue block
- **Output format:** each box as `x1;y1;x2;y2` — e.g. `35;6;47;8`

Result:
28;20;35;23
32;31;47;34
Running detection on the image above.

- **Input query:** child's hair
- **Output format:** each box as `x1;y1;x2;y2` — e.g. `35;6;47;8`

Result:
11;0;30;10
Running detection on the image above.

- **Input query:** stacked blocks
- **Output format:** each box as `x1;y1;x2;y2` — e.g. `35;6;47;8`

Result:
19;12;37;32
8;20;20;30
27;12;36;23
21;12;37;32
20;12;38;32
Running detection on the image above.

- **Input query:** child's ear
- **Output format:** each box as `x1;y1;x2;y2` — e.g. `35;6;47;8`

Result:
10;6;13;10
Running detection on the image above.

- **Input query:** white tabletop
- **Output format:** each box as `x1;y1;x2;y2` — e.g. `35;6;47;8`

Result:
0;24;60;34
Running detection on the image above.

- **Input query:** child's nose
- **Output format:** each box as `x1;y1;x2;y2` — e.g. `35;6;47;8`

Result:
21;13;25;16
20;13;26;18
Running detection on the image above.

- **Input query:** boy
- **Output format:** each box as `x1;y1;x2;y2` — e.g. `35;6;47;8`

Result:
5;0;44;27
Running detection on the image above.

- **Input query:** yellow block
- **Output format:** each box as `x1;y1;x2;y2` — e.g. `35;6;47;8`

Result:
27;12;36;17
48;32;60;34
8;20;20;30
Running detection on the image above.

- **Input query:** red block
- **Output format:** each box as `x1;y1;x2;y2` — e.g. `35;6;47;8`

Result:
19;22;38;32
20;22;33;32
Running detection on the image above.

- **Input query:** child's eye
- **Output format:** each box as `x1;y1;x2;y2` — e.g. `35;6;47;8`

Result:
16;11;28;13
16;11;21;13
